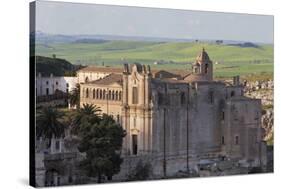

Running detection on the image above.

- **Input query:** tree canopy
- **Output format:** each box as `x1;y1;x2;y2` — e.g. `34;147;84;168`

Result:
36;107;65;140
73;104;126;182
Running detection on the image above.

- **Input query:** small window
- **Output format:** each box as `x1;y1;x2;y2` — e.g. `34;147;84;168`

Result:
158;93;163;105
46;88;49;95
231;91;235;97
56;81;58;85
66;83;69;88
96;89;99;99
114;92;117;101
235;136;239;145
132;87;138;104
57;176;60;186
112;91;115;100
132;134;138;155
55;141;60;150
221;111;225;120
119;91;122;101
46;81;49;85
205;64;208;73
221;136;225;145
103;90;106;99
93;89;96;99
108;90;111;100
85;88;89;98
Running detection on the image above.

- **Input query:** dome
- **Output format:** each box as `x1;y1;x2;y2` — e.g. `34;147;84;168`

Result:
196;48;211;63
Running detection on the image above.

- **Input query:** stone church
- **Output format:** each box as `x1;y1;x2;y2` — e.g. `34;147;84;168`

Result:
79;49;267;177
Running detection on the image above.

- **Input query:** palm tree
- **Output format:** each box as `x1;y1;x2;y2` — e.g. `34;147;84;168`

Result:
69;83;80;109
36;107;65;144
71;104;101;134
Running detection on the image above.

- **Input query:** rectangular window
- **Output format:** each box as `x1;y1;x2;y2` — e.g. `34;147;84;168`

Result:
221;136;225;145
46;88;49;95
132;87;138;104
57;176;60;186
158;93;163;105
222;111;225;120
235;136;239;145
55;141;60;150
132;134;138;155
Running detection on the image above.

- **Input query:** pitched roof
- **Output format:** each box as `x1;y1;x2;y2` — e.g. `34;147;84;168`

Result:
183;73;210;82
88;73;123;86
77;66;123;73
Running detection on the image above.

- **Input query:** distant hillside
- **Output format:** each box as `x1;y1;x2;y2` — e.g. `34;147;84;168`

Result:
34;56;83;77
228;42;260;48
35;40;273;78
73;38;108;44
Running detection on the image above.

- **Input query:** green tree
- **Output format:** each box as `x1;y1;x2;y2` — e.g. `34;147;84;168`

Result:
69;83;80;108
74;108;126;183
71;104;101;134
36;107;65;144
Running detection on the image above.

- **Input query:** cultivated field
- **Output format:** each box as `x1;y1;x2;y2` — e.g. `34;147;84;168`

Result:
36;40;273;79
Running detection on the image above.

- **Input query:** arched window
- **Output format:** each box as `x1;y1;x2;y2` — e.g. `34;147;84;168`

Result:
103;89;106;99
115;91;118;101
86;88;89;98
231;91;235;97
108;90;111;100
132;87;138;104
119;91;122;101
100;89;102;99
93;89;96;99
96;89;99;99
112;90;115;100
205;64;208;73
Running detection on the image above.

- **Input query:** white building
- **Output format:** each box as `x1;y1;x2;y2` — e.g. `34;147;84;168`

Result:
36;73;78;96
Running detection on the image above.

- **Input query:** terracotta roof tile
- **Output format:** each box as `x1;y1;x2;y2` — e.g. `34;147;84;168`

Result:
88;73;123;85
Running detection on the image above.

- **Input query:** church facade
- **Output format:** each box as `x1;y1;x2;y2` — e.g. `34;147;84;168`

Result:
79;49;267;177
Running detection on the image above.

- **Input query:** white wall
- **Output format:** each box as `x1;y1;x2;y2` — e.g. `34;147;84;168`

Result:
36;75;78;96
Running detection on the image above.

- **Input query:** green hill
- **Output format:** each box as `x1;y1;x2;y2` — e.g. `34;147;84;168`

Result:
34;56;83;77
35;41;273;78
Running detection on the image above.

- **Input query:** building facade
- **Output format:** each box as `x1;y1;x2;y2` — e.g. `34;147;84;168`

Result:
36;73;78;96
78;49;267;177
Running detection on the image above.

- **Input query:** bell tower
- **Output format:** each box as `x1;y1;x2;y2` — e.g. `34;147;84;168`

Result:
192;48;213;80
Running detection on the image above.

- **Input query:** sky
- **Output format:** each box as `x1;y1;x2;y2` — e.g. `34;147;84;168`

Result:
35;1;274;44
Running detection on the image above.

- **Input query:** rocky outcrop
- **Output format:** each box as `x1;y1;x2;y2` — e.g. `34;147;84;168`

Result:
261;109;274;141
243;79;274;142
